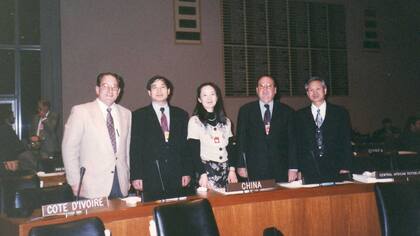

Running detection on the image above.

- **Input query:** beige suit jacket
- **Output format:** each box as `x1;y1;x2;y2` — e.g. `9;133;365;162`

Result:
62;100;132;198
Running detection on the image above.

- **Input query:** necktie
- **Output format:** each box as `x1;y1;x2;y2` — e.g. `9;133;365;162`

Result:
315;109;323;128
106;108;117;153
160;107;169;142
315;109;324;157
264;104;271;135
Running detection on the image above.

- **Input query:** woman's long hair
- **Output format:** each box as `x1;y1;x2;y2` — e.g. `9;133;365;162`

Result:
193;82;227;126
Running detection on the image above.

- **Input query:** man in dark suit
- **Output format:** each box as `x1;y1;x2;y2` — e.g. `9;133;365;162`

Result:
296;77;352;183
236;75;297;182
29;99;60;158
130;75;192;195
0;108;23;175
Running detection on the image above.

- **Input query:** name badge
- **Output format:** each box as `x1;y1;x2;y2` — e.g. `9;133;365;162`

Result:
164;131;170;142
265;124;270;135
214;137;220;143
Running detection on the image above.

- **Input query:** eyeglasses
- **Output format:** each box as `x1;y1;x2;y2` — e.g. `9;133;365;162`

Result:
100;84;119;92
258;84;274;89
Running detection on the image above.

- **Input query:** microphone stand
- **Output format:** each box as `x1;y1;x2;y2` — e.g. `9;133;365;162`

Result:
155;160;167;201
76;167;86;201
242;153;252;193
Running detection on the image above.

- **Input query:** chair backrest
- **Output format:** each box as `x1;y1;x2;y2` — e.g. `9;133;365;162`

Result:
153;198;219;236
1;172;39;217
374;182;420;236
28;217;105;236
36;184;74;206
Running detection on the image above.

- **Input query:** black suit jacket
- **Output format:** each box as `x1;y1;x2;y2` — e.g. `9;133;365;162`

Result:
130;105;191;193
0;124;25;174
236;100;297;182
296;103;352;182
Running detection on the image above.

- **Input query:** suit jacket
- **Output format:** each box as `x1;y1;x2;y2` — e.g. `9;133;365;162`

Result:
0;124;25;174
130;104;191;194
30;111;60;156
62;100;132;198
236;100;297;182
296;103;352;182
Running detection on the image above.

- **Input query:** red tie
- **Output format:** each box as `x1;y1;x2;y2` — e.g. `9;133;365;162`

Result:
160;108;169;142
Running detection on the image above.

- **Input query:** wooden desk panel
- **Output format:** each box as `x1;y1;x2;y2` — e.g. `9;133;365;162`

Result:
0;184;381;236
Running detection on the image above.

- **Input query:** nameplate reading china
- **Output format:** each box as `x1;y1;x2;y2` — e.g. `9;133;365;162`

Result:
41;197;109;217
225;179;276;192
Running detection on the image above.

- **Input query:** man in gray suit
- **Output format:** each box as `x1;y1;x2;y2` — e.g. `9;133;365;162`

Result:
62;72;132;199
29;99;60;158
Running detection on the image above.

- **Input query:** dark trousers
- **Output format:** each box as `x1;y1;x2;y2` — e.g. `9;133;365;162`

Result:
108;167;123;199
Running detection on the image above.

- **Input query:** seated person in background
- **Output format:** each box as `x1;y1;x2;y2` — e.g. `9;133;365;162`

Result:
371;118;400;143
29;99;60;158
0;108;24;175
187;82;238;189
400;116;420;152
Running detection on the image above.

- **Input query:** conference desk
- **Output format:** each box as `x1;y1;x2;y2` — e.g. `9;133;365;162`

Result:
0;183;381;236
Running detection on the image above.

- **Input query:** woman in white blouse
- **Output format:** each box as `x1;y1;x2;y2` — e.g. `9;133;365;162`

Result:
188;82;238;189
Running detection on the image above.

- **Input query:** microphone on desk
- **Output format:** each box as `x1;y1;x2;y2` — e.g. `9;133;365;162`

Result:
155;160;166;194
242;152;250;183
76;167;86;201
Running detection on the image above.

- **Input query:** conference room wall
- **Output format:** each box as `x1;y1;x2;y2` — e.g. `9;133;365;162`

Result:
60;0;420;134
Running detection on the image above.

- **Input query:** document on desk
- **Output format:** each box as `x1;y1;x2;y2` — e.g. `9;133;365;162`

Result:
278;180;353;189
352;172;394;183
212;187;275;195
278;180;319;189
37;171;65;177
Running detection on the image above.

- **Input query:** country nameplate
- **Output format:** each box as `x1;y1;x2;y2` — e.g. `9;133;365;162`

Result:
225;179;276;192
41;197;109;217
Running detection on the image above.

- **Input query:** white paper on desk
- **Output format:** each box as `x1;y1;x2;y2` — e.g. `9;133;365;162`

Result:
278;180;319;189
352;172;394;183
212;187;275;195
121;196;142;206
37;171;65;177
398;150;418;155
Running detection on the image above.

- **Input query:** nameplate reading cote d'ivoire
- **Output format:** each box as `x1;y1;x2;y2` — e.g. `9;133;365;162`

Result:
225;179;276;192
41;197;109;217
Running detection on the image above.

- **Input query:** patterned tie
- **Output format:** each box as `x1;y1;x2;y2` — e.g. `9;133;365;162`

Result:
315;108;323;128
315;108;324;157
106;108;117;153
160;107;169;142
263;104;271;135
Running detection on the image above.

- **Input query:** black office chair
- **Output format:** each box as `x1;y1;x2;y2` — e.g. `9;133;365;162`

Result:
28;217;106;236
153;198;219;236
374;182;420;236
0;171;39;217
36;184;74;206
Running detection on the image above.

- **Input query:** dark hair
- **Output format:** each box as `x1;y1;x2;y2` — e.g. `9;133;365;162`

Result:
38;99;50;109
146;75;173;91
404;116;420;131
0;107;13;124
193;82;227;125
96;72;122;88
382;118;392;125
304;76;327;90
256;75;278;88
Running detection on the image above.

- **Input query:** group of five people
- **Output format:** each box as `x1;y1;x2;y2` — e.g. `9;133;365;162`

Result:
61;73;352;199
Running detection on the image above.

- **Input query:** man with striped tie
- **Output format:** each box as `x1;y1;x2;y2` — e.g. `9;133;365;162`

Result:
295;77;352;184
62;72;132;199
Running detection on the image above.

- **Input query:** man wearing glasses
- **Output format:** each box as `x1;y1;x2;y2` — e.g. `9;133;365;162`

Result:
236;75;298;183
62;72;132;199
